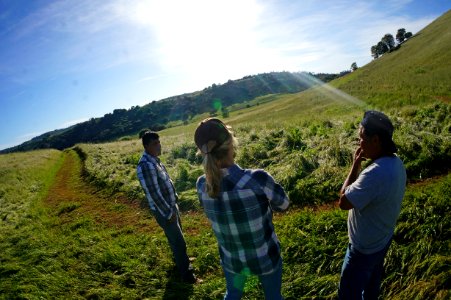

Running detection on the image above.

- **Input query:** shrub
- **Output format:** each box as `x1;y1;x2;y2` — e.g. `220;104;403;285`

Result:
169;143;202;165
174;164;203;192
284;127;306;151
397;103;451;179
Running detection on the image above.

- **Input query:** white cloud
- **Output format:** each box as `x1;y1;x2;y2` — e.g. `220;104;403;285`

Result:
250;0;441;72
5;0;442;82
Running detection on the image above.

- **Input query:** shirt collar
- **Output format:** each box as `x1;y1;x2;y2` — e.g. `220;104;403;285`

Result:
143;151;160;163
221;163;242;177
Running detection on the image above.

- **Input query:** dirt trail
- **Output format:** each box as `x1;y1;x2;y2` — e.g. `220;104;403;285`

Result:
44;150;155;232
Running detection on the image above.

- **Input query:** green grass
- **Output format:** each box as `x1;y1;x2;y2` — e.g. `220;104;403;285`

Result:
0;149;449;299
1;10;450;299
332;10;451;108
71;8;451;204
74;97;449;210
0;149;63;227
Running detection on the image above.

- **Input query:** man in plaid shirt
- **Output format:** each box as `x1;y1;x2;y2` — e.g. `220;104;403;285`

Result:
137;131;196;284
195;118;289;299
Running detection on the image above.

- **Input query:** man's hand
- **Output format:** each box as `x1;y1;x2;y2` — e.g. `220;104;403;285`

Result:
339;147;365;206
353;147;366;165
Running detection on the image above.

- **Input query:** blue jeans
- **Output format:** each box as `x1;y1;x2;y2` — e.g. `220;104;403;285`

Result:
153;207;191;279
223;260;284;300
338;240;392;300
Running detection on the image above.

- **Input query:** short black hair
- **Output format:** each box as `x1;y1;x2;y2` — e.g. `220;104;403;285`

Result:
141;131;159;147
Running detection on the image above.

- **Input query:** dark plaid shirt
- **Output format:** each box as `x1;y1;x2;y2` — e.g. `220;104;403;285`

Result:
196;164;289;275
137;152;177;219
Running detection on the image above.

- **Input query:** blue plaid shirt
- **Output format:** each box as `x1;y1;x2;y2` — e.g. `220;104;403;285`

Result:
137;152;177;220
196;164;289;275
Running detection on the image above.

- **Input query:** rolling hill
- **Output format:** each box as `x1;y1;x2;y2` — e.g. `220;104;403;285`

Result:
1;10;450;300
333;9;451;108
1;71;343;153
70;10;450;208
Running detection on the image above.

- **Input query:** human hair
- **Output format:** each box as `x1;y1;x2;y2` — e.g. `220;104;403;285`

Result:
360;124;397;154
360;110;397;154
202;136;237;198
141;131;159;147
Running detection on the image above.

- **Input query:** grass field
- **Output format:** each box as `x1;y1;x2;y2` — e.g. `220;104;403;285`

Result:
0;148;449;299
1;9;450;300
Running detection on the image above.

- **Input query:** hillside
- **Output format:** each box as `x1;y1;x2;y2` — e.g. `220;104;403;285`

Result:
1;11;450;299
1;71;342;154
332;9;451;108
61;11;450;298
69;12;451;209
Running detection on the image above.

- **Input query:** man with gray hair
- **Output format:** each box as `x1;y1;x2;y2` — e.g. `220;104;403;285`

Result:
338;111;407;299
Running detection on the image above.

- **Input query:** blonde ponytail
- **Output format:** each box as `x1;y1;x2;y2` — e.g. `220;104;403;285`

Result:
202;137;237;198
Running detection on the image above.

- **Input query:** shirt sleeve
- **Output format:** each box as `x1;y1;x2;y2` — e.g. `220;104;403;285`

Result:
137;161;173;219
253;170;289;211
196;176;205;208
345;164;381;211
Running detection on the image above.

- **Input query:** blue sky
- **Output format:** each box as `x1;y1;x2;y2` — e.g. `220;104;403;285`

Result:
0;0;449;150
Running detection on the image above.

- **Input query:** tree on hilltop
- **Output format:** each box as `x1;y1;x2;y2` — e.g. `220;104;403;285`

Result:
371;45;378;59
382;33;396;50
376;41;389;56
396;28;406;43
370;28;413;59
350;62;358;71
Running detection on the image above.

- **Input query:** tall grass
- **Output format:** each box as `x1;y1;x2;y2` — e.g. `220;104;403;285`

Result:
0;150;213;298
1;148;448;298
0;149;62;227
75;97;450;209
62;97;449;299
1;11;450;298
1;87;450;299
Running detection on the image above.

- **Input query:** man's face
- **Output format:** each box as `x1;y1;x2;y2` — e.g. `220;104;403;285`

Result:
358;126;380;159
145;139;161;157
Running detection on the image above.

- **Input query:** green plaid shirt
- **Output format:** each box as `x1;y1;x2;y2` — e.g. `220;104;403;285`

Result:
196;164;289;275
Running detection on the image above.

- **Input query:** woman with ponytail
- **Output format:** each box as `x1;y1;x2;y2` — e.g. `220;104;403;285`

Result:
194;118;289;300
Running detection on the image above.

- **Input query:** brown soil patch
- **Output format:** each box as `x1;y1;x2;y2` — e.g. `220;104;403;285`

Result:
44;150;157;233
435;95;451;103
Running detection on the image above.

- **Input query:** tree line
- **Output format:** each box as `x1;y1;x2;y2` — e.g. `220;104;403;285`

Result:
1;71;347;153
371;28;413;59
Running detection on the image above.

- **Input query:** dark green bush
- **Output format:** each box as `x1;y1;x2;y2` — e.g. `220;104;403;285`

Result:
284;128;306;151
169;143;202;164
237;143;270;167
174;164;203;192
124;153;141;165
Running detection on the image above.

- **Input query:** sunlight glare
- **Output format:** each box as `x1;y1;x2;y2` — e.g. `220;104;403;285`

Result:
277;72;368;108
119;0;271;80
